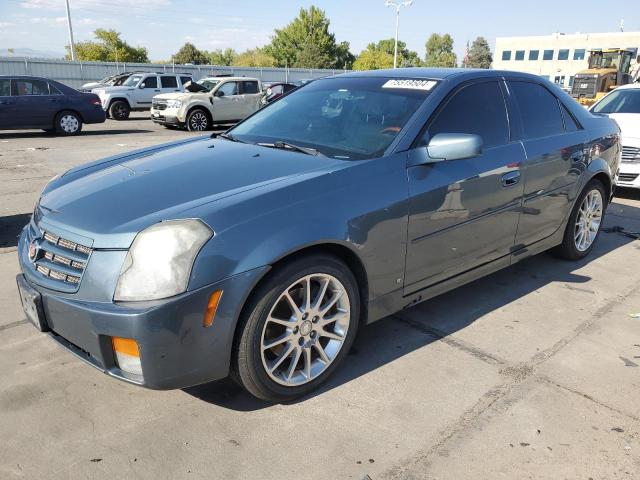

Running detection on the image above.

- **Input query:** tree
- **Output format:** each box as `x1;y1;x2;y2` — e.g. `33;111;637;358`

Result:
466;36;492;69
266;6;354;69
207;48;237;66
232;48;276;67
424;33;457;68
172;42;208;65
352;39;421;70
68;29;148;63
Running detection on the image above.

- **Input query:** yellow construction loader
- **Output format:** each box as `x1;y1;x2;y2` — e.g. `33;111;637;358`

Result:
571;49;638;107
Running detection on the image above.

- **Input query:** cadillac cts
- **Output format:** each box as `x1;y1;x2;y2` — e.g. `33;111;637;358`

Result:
16;69;620;402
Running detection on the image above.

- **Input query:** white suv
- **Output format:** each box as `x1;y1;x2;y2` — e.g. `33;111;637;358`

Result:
93;72;192;120
150;77;263;131
591;83;640;189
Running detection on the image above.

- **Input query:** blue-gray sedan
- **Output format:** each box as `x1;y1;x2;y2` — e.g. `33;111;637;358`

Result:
16;69;620;401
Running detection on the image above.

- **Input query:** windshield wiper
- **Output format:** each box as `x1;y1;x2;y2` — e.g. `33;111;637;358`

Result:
216;132;246;143
257;141;323;156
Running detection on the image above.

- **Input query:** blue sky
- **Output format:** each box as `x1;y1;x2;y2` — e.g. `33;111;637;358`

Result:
0;0;638;61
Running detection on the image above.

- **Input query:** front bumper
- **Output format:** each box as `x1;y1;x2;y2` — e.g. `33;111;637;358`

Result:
17;227;268;389
150;108;184;126
617;162;640;190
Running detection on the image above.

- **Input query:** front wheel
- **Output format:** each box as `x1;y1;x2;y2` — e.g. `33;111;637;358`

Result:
186;108;211;131
554;179;606;260
54;111;82;135
233;255;360;402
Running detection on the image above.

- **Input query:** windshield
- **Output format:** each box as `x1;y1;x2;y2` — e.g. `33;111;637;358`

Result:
590;51;621;69
229;77;438;159
122;74;143;87
592;89;640;114
198;79;220;91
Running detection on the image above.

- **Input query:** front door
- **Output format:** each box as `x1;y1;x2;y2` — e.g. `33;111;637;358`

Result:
506;80;585;246
135;75;160;108
405;79;526;293
212;81;243;122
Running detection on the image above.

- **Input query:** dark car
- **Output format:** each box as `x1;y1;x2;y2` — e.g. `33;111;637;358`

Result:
261;82;298;105
0;75;105;135
16;69;619;402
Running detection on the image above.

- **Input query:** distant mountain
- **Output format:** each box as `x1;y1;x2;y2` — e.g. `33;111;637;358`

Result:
1;48;66;59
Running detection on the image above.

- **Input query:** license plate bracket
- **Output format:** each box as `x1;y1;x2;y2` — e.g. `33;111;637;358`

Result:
16;275;48;332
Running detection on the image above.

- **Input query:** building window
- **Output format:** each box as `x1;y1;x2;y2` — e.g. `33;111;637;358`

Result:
543;49;554;60
573;49;586;60
558;49;569;60
554;76;561;84
569;76;575;87
502;50;511;61
515;50;525;61
529;50;539;60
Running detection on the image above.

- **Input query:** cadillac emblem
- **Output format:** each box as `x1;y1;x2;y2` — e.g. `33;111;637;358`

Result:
28;240;40;263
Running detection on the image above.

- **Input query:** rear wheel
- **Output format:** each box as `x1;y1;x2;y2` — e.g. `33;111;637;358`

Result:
186;108;211;131
54;111;82;135
233;255;360;402
554;179;606;260
108;100;130;120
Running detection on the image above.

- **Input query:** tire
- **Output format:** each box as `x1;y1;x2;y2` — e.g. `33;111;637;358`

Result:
233;254;360;402
554;179;606;260
54;111;82;135
108;100;130;120
186;108;211;131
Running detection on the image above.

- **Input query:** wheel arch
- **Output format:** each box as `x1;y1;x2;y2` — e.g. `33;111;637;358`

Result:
54;108;84;124
107;97;131;110
186;104;213;123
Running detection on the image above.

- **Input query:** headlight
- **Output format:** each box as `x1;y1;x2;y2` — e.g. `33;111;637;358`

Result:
166;99;182;109
114;219;213;301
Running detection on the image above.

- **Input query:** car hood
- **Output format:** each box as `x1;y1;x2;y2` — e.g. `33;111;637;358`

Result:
38;137;345;248
93;85;135;95
606;113;640;145
154;92;207;102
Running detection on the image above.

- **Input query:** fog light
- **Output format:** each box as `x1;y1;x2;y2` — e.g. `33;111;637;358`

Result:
112;337;142;376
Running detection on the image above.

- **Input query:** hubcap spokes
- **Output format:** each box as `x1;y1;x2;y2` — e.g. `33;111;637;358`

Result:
574;189;603;252
261;274;350;386
191;113;207;131
61;115;78;133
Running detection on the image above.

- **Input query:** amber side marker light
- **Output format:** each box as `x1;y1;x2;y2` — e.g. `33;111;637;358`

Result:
203;290;223;327
112;337;142;376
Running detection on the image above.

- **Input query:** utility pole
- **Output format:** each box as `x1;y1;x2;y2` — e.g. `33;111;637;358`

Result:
385;0;413;68
65;0;76;61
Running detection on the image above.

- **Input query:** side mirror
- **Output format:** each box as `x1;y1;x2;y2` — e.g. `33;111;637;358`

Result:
139;83;146;89
426;133;483;162
214;90;225;97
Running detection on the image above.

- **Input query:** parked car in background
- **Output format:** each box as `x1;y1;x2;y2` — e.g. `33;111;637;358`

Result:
93;72;193;120
150;76;262;131
0;75;105;135
17;69;619;402
591;83;640;189
260;82;298;106
80;71;142;92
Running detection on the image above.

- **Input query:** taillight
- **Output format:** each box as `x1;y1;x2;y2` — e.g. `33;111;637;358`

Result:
89;98;101;106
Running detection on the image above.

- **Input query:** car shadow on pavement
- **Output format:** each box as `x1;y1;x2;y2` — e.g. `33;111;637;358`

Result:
184;201;640;410
0;129;154;139
0;213;30;248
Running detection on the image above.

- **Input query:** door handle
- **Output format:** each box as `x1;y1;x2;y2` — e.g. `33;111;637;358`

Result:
501;171;521;187
154;89;160;92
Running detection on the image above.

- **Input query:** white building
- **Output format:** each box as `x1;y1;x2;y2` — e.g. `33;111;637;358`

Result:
493;32;640;89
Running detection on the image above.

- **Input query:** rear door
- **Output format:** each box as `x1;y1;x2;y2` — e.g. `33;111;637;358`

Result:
506;80;586;246
240;80;261;116
160;75;181;94
212;81;242;121
11;78;58;127
135;75;160;108
405;79;526;292
0;78;15;129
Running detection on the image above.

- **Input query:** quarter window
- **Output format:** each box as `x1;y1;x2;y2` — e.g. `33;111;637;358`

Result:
141;76;158;89
160;76;178;88
515;50;525;61
543;49;554;60
561;104;580;132
529;50;539;61
11;79;50;96
558;49;570;60
242;81;259;94
180;76;192;85
424;81;509;149
49;83;63;95
573;49;586;60
509;81;565;139
502;50;511;61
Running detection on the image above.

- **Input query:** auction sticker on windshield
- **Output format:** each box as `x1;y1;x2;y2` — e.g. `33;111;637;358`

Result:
382;79;438;91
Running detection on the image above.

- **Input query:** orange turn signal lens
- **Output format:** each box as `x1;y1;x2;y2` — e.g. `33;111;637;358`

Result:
111;337;140;357
203;290;223;327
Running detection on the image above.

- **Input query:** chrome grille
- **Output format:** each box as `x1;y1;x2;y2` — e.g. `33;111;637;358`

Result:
618;173;639;183
621;146;640;163
33;230;92;288
152;100;167;110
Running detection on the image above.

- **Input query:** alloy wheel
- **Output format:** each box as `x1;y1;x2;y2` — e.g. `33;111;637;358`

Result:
59;115;79;133
574;189;603;252
189;111;209;131
260;273;351;387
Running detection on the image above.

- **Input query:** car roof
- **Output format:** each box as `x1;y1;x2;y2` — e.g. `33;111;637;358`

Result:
616;82;640;90
202;76;259;81
336;68;544;82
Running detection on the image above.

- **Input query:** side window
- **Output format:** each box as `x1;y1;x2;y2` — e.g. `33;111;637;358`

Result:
561;103;581;132
48;83;63;95
0;79;10;96
160;76;178;88
180;76;192;85
218;81;238;96
141;76;158;89
509;81;565;139
12;79;50;96
424;81;509;149
242;81;259;94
